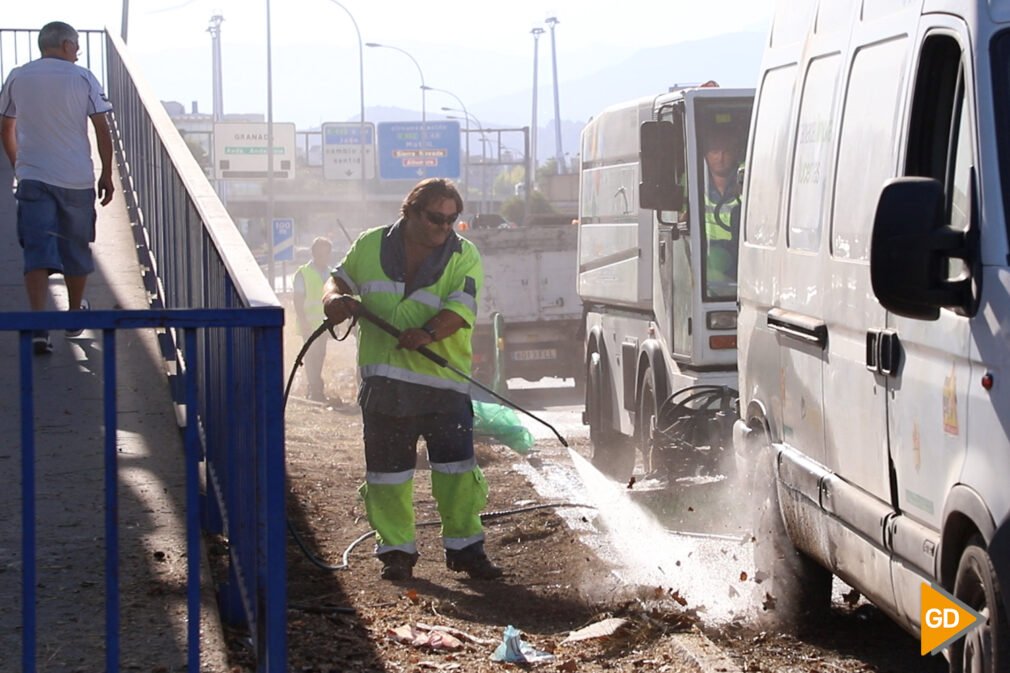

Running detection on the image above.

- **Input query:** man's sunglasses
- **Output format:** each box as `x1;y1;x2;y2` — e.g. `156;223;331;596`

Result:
424;210;458;227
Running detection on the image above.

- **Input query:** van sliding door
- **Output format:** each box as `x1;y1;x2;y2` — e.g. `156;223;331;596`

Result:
822;34;908;509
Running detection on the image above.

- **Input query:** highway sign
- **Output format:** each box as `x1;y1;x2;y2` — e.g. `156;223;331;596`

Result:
377;121;460;180
273;218;295;262
322;122;376;180
214;122;297;180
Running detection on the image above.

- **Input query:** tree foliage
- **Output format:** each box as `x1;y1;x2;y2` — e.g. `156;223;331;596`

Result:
501;189;554;225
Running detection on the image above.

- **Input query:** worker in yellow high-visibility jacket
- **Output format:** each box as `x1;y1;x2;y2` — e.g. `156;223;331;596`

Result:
322;178;502;582
702;125;742;286
293;236;334;402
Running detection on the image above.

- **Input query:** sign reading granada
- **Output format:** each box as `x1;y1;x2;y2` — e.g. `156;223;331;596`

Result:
213;122;297;180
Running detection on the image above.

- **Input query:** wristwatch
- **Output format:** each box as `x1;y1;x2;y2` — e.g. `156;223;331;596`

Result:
421;324;438;341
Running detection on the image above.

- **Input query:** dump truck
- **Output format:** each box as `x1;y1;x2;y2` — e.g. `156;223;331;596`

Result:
465;215;582;391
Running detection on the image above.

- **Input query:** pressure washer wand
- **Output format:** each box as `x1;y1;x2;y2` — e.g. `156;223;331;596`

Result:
349;304;569;448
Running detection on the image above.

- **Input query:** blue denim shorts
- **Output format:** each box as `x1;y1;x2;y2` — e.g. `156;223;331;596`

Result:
16;179;97;276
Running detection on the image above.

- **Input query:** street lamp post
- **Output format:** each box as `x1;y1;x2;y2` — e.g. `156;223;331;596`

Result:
530;27;544;186
326;0;367;203
423;86;469;205
207;14;228;207
366;42;427;176
121;0;130;42
444;110;487;215
545;16;564;174
266;0;277;287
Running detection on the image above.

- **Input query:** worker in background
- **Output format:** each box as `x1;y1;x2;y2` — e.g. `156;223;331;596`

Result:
321;178;502;582
293;236;334;403
702;125;743;285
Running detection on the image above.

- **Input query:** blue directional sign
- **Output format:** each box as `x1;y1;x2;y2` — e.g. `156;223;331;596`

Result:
377;121;460;180
272;218;294;262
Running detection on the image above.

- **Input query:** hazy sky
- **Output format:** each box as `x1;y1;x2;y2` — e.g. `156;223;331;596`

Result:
5;1;775;125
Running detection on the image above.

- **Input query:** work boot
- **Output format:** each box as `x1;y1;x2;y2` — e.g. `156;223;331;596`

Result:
445;543;504;580
379;551;417;581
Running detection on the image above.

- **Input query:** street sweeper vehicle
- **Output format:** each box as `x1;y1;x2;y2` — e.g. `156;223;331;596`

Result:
578;83;754;481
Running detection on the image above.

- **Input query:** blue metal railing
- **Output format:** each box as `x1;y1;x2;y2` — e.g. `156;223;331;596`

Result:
1;27;287;671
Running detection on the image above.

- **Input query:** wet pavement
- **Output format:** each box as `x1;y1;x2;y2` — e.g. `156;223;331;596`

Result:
503;378;935;669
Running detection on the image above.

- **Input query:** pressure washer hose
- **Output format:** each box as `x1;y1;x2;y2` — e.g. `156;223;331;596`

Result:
284;319;592;573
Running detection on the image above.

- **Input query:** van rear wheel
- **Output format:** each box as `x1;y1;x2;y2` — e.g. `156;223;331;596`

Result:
587;351;634;482
951;536;1010;673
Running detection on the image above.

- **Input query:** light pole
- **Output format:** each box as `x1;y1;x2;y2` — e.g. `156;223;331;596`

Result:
208;14;228;207
366;42;427;176
530;27;544;186
326;0;367;202
445;110;488;215
545;16;564;174
424;86;469;204
121;0;130;42
266;0;277;287
208;15;224;120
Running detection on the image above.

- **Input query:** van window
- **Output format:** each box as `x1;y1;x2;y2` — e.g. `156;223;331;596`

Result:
832;37;909;261
950;92;972;234
905;36;963;180
744;64;797;247
788;53;842;252
992;30;1010;237
906;34;972;284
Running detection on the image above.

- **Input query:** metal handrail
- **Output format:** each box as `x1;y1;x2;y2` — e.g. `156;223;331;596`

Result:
0;27;287;672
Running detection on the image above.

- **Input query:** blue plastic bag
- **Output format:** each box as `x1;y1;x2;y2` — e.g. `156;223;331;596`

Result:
490;624;554;663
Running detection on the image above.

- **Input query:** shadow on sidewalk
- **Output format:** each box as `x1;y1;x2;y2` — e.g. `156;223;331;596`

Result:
0;159;229;670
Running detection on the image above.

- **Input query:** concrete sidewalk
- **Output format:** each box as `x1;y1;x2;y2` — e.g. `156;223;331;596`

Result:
0;157;229;670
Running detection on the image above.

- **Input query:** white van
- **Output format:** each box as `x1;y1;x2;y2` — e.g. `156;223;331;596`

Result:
735;1;1010;668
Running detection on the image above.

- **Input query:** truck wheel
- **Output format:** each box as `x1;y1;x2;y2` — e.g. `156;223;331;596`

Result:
587;351;635;481
951;536;1010;673
750;432;832;629
637;371;658;474
572;366;587;397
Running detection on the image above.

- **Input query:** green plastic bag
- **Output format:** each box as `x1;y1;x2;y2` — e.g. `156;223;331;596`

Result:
472;400;535;454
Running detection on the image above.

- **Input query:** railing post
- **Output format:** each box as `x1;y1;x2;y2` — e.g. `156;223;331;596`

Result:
257;326;287;671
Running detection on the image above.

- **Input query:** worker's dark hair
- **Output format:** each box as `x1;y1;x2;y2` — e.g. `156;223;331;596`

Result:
400;178;463;220
39;22;78;52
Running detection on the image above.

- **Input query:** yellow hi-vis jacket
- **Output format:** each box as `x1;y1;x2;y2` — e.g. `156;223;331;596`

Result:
332;223;483;393
295;262;328;333
704;171;742;284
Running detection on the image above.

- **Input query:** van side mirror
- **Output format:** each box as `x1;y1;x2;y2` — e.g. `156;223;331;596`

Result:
639;121;685;213
870;177;978;320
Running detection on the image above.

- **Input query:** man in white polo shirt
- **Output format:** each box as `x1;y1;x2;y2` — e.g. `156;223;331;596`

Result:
0;21;114;354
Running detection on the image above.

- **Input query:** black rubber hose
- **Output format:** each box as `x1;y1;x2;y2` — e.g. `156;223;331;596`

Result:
291;502;597;573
